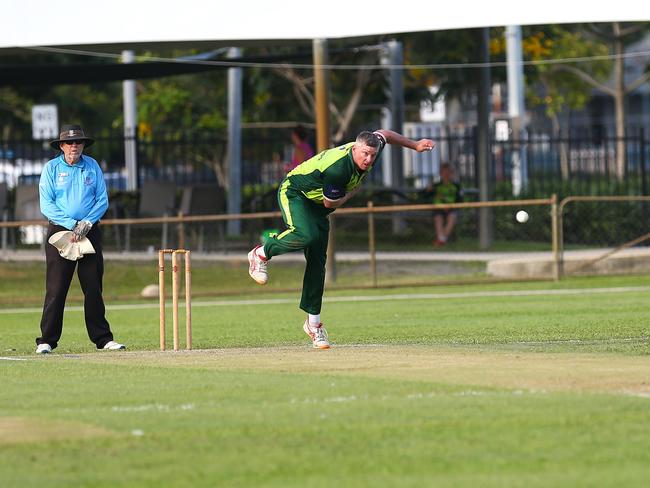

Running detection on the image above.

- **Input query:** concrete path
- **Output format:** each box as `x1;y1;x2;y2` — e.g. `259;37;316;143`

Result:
2;247;649;263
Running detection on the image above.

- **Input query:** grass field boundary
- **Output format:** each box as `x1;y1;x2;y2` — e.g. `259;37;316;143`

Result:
1;285;650;315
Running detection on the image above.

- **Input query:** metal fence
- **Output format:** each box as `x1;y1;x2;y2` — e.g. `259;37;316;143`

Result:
4;196;650;292
402;128;650;198
2;129;649;196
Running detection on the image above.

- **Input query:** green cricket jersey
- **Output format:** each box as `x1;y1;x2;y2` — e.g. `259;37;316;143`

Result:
285;138;384;210
432;181;463;205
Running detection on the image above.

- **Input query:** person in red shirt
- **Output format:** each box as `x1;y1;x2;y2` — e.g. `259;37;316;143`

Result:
284;125;314;173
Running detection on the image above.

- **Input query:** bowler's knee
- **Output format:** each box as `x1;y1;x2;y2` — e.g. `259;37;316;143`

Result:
303;233;322;248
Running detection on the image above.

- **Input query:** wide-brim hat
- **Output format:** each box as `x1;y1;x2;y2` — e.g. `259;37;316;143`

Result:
49;124;95;150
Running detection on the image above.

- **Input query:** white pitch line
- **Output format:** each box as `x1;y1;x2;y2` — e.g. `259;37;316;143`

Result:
0;285;649;315
0;357;29;361
503;336;650;346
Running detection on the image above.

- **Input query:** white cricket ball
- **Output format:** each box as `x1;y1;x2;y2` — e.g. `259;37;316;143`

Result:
515;210;529;223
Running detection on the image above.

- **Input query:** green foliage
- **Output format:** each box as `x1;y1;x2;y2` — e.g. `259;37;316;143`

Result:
525;26;612;119
398;27;496;102
136;55;229;135
2;23;650;159
0;87;33;137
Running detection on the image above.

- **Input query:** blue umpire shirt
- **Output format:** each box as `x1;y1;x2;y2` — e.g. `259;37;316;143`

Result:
39;154;109;230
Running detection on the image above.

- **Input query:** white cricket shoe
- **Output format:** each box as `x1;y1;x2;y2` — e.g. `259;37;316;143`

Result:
303;321;330;349
35;343;52;354
103;340;126;350
248;245;268;285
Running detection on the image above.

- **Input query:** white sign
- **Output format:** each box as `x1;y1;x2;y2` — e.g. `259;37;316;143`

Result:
32;104;58;140
495;120;510;141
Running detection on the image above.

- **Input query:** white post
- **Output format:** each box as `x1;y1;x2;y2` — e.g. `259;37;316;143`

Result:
380;40;405;190
122;50;138;191
380;107;392;187
380;40;406;234
506;26;528;196
227;47;243;236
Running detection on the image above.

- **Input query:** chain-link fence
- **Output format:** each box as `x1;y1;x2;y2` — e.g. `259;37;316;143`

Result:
557;196;650;277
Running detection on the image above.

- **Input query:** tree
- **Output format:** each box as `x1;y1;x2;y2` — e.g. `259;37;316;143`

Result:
262;43;387;143
399;28;508;121
135;57;229;185
550;22;650;178
517;26;610;179
0;87;33;140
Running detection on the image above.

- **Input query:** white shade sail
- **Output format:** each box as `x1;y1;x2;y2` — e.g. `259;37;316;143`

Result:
2;0;648;49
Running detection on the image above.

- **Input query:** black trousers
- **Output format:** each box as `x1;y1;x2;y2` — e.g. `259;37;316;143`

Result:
36;223;114;350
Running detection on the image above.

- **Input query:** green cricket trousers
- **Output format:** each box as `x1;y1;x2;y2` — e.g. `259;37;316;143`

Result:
263;184;330;315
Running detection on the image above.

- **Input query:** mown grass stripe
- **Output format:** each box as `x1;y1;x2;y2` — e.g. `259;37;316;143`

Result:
1;285;650;315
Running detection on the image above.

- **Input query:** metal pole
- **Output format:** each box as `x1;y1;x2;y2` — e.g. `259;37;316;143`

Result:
122;50;138;191
506;26;528;195
640;128;649;231
382;40;406;234
367;201;377;287
640;128;647;196
162;213;168;250
314;39;336;284
313;39;331;153
477;27;493;249
384;40;405;191
1;210;7;257
177;211;185;249
550;193;560;281
557;199;566;279
380;107;393;187
227;47;243;236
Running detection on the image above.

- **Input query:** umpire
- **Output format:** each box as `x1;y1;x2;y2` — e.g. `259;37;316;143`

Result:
35;124;125;354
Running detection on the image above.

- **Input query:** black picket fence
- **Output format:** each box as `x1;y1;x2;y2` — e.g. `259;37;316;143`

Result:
1;129;649;200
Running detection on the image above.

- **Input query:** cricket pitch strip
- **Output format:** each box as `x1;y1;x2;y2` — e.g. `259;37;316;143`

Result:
76;345;650;397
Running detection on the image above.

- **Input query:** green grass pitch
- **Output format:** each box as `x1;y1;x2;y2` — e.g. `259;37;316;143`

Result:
1;271;650;487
